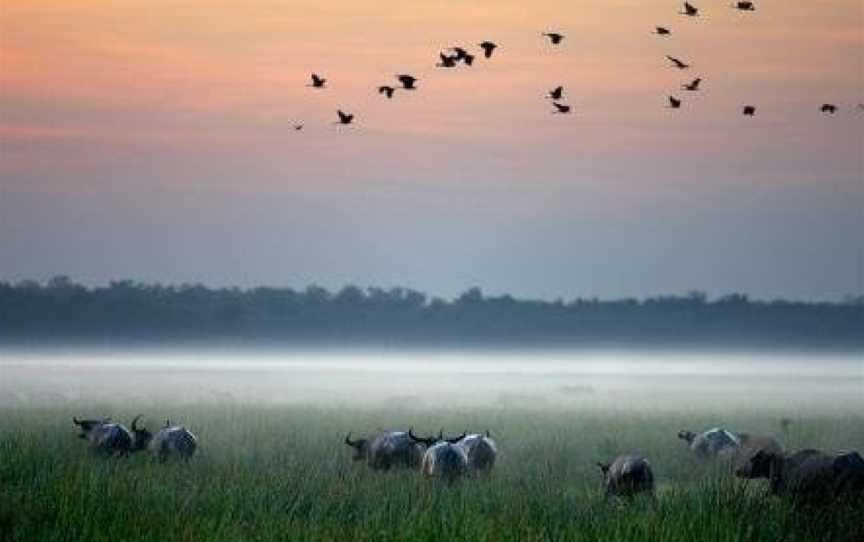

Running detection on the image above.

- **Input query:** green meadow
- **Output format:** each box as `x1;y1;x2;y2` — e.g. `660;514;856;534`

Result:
2;401;863;542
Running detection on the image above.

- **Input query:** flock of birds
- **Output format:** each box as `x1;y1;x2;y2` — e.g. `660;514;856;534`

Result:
292;1;863;130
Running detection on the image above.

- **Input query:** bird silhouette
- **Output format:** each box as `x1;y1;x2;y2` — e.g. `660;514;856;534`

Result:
654;27;672;35
668;96;682;109
820;104;837;114
742;105;756;116
547;86;564;100
293;124;304;131
733;1;756;11
449;47;469;61
437;52;458;67
309;73;326;88
551;102;571;114
667;55;690;69
682;78;702;91
680;2;699;16
336;110;354;125
543;32;565;45
378;86;396;99
479;41;497;58
396;74;418;89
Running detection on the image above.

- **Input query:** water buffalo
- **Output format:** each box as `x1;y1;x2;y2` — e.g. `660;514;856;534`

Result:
742;448;864;503
678;427;741;459
72;416;132;456
130;417;197;461
733;433;784;478
344;430;424;470
456;431;498;473
409;429;468;483
597;454;655;498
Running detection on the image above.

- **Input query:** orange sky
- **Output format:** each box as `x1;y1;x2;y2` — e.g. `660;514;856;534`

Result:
1;1;862;299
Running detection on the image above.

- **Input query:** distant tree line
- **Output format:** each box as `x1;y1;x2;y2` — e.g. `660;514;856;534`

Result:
0;276;862;349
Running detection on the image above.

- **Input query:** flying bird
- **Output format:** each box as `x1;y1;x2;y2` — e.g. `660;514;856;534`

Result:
437;52;458;67
293;123;304;131
543;32;565;45
378;86;396;99
820;104;837;114
551;102;571;114
742;105;756;116
336;110;354;125
547;86;564;100
733;1;756;11
396;74;418;89
680;2;699;16
450;47;470;61
668;96;682;109
479;41;497;58
654;27;672;35
309;73;326;88
667;55;690;69
682;78;702;91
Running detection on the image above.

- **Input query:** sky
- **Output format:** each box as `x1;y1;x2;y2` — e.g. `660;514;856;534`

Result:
1;0;862;301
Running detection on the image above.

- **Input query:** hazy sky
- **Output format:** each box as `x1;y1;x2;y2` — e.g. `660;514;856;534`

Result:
1;0;862;300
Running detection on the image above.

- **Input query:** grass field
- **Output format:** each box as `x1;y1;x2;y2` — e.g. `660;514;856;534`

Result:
2;404;863;541
1;353;862;541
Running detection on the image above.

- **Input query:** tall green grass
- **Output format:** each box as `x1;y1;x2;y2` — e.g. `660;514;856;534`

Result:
1;404;862;541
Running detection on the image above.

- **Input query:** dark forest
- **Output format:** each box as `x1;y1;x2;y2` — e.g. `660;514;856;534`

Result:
1;276;861;349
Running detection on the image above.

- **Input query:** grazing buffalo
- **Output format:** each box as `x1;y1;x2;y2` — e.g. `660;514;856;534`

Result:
597;455;655;498
409;429;468;483
72;417;132;456
130;417;197;461
733;433;784;479
344;430;424;470
457;431;498;473
678;427;741;459
743;448;864;503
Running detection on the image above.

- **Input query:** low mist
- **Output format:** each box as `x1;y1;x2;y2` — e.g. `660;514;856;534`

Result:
3;350;861;414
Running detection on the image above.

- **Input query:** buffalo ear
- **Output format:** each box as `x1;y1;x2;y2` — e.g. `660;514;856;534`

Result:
597;462;610;473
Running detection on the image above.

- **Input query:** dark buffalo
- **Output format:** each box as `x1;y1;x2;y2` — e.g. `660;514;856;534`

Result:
733;433;784;478
409;429;468;483
457;431;498;473
743;448;864;503
344;430;424;470
130;417;197;461
597;454;655;498
678;427;741;459
72;417;132;456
